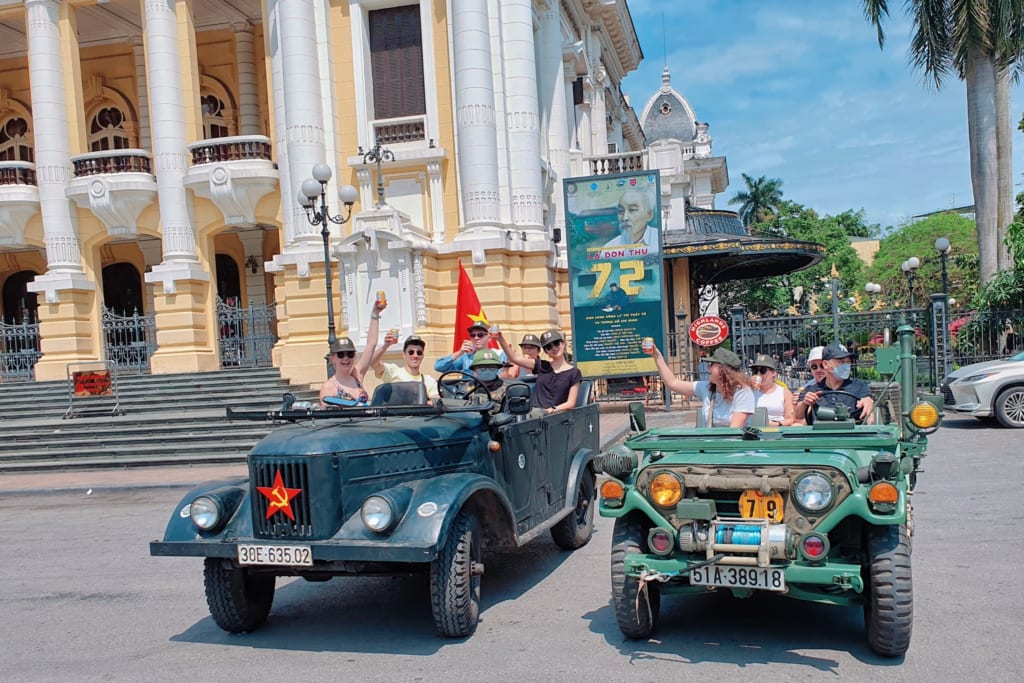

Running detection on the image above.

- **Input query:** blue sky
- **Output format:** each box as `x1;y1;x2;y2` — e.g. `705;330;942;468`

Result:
621;0;1024;229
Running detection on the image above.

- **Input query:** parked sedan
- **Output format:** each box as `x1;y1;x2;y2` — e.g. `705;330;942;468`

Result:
945;351;1024;427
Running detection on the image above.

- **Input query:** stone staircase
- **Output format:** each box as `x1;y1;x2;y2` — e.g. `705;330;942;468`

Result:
0;368;319;473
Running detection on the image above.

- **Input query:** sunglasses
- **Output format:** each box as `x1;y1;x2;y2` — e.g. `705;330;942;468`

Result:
335;351;355;359
405;348;423;356
543;340;562;351
753;367;772;375
809;363;824;370
470;332;488;339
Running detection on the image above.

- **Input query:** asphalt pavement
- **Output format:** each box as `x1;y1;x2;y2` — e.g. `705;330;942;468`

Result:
0;402;693;496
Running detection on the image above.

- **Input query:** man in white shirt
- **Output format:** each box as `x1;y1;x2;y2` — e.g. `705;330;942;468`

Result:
371;334;439;401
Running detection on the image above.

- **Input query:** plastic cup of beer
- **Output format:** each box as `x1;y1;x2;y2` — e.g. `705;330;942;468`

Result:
387;328;399;344
489;323;500;337
642;337;654;353
376;290;387;305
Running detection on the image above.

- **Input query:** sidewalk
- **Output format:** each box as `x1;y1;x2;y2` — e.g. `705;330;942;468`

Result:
0;403;694;496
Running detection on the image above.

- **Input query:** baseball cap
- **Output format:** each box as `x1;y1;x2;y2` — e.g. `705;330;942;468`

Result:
519;334;542;349
467;321;489;334
808;346;824;362
325;338;356;358
707;347;742;370
469;349;503;368
540;329;565;346
822;343;854;361
403;335;425;351
751;354;777;370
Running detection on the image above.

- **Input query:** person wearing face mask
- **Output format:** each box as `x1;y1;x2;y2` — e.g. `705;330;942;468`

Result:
751;354;795;426
796;343;874;424
467;349;508;409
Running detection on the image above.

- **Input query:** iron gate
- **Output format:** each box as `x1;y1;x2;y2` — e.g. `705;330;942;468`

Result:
0;318;41;381
216;298;277;368
102;306;156;374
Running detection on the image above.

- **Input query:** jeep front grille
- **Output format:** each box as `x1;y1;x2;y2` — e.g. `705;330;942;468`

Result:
251;458;314;539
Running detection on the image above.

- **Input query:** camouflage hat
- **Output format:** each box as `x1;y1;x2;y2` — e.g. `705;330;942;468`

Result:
403;335;425;351
469;348;503;368
540;329;565;347
706;347;742;370
467;320;489;334
751;354;777;370
325;337;356;358
519;334;542;349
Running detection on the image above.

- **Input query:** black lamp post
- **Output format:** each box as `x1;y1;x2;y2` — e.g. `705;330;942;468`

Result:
935;236;951;295
299;164;359;363
358;139;395;208
901;256;920;308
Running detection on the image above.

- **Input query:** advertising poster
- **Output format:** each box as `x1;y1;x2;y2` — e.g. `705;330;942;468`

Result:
563;170;664;377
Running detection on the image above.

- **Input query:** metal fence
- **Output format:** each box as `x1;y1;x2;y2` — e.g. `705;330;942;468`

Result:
0;318;41;382
216;298;277;368
102;306;157;374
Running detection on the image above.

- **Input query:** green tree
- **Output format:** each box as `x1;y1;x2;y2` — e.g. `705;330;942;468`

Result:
728;174;784;227
862;0;1024;283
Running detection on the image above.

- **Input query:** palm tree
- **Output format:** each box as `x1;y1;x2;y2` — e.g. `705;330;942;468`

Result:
729;173;784;227
861;0;1024;282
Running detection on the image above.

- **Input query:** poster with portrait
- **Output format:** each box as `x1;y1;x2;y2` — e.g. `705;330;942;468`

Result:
563;170;664;378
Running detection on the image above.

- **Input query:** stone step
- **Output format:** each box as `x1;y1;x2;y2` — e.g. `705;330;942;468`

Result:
0;425;273;452
0;451;246;473
0;439;259;464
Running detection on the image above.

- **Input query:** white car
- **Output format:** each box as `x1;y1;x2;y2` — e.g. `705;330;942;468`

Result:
943;351;1024;427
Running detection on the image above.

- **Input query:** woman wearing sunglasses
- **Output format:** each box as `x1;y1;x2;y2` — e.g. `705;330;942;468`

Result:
319;298;386;407
644;343;755;427
497;328;581;415
751;354;795;426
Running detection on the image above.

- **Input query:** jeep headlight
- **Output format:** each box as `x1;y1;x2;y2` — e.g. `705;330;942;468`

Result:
649;472;683;507
190;496;221;531
793;472;834;513
361;495;395;533
909;401;940;431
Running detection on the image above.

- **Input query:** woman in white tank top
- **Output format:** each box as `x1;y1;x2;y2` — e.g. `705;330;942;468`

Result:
751;355;795;426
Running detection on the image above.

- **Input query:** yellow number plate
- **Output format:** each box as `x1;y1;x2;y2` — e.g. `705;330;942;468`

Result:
738;489;784;522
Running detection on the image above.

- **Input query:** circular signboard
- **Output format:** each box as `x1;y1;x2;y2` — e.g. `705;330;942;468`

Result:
689;316;729;347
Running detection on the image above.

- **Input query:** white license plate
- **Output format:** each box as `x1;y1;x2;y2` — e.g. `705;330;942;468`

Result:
689;565;786;591
237;543;312;567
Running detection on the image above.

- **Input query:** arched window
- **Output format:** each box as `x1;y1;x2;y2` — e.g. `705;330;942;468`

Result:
202;94;231;139
89;107;130;151
0;117;32;162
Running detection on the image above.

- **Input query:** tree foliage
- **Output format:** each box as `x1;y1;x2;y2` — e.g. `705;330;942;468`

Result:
728;174;784;227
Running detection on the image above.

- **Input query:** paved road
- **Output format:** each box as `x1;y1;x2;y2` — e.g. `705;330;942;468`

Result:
1;415;1021;682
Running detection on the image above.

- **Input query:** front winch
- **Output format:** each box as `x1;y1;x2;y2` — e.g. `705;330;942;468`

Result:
678;519;793;567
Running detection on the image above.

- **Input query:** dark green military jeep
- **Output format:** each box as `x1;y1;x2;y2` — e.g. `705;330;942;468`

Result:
596;326;941;656
150;376;599;638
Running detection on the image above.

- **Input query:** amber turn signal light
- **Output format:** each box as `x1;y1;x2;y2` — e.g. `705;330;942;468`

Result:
869;481;899;504
909;401;939;429
600;480;624;501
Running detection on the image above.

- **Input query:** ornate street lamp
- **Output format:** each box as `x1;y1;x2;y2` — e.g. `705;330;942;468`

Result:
934;236;951;296
299;163;359;364
358;139;395;208
901;256;920;308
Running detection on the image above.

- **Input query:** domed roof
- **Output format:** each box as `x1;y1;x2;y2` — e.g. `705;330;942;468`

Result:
639;67;698;144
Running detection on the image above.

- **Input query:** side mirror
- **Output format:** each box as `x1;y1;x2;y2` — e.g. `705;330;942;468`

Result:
505;383;532;415
628;401;646;432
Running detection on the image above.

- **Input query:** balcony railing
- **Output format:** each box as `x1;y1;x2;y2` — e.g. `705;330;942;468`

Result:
588;150;647;176
189;135;273;166
72;150;152;178
0;161;36;186
372;116;426;145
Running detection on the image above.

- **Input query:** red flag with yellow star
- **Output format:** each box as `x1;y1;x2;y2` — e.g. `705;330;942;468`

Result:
453;261;497;352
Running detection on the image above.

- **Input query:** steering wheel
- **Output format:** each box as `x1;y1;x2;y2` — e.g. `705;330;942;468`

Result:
437;371;493;403
808;389;867;424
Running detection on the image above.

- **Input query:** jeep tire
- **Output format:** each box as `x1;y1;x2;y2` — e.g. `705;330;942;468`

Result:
550;469;596;550
203;558;275;633
864;525;913;657
994;386;1024;428
430;510;481;638
611;516;658;639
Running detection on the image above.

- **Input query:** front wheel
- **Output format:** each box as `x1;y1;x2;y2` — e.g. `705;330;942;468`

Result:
611;516;658;639
430;510;482;637
864;525;913;657
203;558;275;633
550;469;596;550
994;386;1024;428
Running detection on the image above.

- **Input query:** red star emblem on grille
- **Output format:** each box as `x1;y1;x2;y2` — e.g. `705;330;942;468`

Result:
256;470;302;521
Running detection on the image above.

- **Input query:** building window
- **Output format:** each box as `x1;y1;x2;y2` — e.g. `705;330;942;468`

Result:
89;107;130;151
201;94;231;139
369;5;425;120
0;117;32;162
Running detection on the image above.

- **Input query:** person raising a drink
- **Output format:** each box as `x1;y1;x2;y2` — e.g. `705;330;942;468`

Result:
644;342;755;427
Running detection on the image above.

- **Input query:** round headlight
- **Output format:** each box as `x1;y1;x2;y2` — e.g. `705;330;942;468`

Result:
793;473;834;513
649;472;682;507
909;401;940;429
190;496;221;531
361;495;394;533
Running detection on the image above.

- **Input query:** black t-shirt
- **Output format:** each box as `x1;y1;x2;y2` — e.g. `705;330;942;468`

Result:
800;378;872;419
532;359;583;409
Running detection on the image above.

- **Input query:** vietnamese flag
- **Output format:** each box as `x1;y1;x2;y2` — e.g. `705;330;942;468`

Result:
453;261;497;352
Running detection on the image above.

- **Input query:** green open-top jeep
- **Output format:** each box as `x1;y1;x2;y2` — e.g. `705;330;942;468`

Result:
596;326;941;656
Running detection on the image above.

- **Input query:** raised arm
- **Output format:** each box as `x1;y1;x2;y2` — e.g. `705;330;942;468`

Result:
356;299;386;377
646;344;697;397
495;332;535;370
370;335;394;374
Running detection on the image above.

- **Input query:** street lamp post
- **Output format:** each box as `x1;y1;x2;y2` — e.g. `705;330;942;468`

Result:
901;256;920;308
358;140;395;208
299;163;359;364
935;236;951;296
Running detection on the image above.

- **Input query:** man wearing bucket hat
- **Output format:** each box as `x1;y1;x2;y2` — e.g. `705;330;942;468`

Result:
370;333;439;401
434;320;507;374
643;343;755;427
796;342;874;424
502;333;541;380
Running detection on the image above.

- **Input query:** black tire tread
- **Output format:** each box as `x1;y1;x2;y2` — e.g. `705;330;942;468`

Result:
865;525;913;657
429;511;480;638
203;558;275;633
610;516;658;639
550;469;596;550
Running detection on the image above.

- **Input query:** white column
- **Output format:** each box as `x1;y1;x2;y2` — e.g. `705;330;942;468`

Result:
142;0;197;264
233;22;261;136
538;2;570;239
265;0;294;245
452;0;500;229
590;65;607;157
23;0;84;281
501;0;543;231
427;160;444;244
279;0;326;243
131;38;152;149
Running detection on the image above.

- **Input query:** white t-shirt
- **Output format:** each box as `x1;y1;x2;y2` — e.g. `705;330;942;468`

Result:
375;363;439;400
755;385;787;423
693;381;755;427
